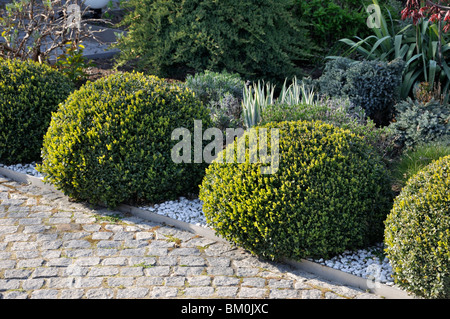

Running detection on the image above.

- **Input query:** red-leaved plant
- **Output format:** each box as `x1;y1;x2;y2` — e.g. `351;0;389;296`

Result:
402;0;450;31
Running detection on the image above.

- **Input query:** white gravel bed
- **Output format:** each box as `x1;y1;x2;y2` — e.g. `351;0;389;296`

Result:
139;198;208;228
0;162;43;178
1;161;395;284
308;243;395;285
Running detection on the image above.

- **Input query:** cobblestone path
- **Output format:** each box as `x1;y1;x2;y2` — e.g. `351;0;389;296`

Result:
0;175;381;299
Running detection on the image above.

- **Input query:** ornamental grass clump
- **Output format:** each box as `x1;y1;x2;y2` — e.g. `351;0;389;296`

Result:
38;72;211;208
199;120;393;260
384;155;450;299
0;58;74;164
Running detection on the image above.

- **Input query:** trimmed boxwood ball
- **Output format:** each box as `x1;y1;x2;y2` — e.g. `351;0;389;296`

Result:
199;120;393;260
384;155;450;299
0;58;75;164
38;72;211;208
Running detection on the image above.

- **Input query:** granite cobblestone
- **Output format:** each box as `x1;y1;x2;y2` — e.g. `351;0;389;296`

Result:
0;175;382;299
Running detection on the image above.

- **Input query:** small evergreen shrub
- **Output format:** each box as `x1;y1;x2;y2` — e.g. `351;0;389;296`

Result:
185;70;244;105
390;98;450;149
317;57;404;126
199;120;393;260
384;155;450;299
185;70;245;130
0;58;74;164
116;0;316;84
38;72;211;208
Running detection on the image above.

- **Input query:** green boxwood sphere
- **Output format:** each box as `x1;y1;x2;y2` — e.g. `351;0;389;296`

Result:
38;72;211;208
199;120;393;260
0;58;74;164
384;155;450;299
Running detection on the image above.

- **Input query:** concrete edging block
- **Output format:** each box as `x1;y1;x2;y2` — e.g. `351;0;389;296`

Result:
0;166;415;299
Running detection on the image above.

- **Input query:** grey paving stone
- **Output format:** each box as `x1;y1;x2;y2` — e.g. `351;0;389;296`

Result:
11;242;37;251
32;267;59;278
215;286;239;298
74;257;101;266
0;260;16;269
0;279;21;291
63;240;92;249
23;225;49;233
116;287;149;299
158;256;178;266
86;288;115;299
46;278;73;289
120;248;147;256
135;232;154;241
1;290;29;299
15;250;40;259
268;279;294;289
269;289;299;299
0;252;12;259
213;276;240;286
39;240;63;250
169;248;201;256
151;286;178;298
129;256;157;267
183;287;215;297
47;258;72;267
22;278;45;290
187;276;211;287
206;257;231;267
3;269;32;279
18;218;42;225
164;276;186;287
120;267;144;277
73;277;104;288
238;287;267;298
92;232;113;240
60;289;84;299
88;267;119;277
172;266;204;276
102;257;128;266
301;289;323;299
17;258;44;268
3;233;30;242
242;277;266;288
65;249;94;258
31;289;59;299
107;277;135;288
179;256;206;267
206;266;234;276
144;266;171;277
135;277;164;287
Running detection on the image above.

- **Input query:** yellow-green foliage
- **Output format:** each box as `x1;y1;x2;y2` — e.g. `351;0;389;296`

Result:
384;155;450;299
199;120;393;260
38;72;211;208
0;58;74;164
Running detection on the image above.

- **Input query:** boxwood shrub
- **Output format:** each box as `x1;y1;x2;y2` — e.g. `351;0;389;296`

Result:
0;58;74;164
38;72;211;208
384;155;450;299
199;120;393;260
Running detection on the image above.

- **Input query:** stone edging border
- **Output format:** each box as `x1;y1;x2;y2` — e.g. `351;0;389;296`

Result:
0;166;415;299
